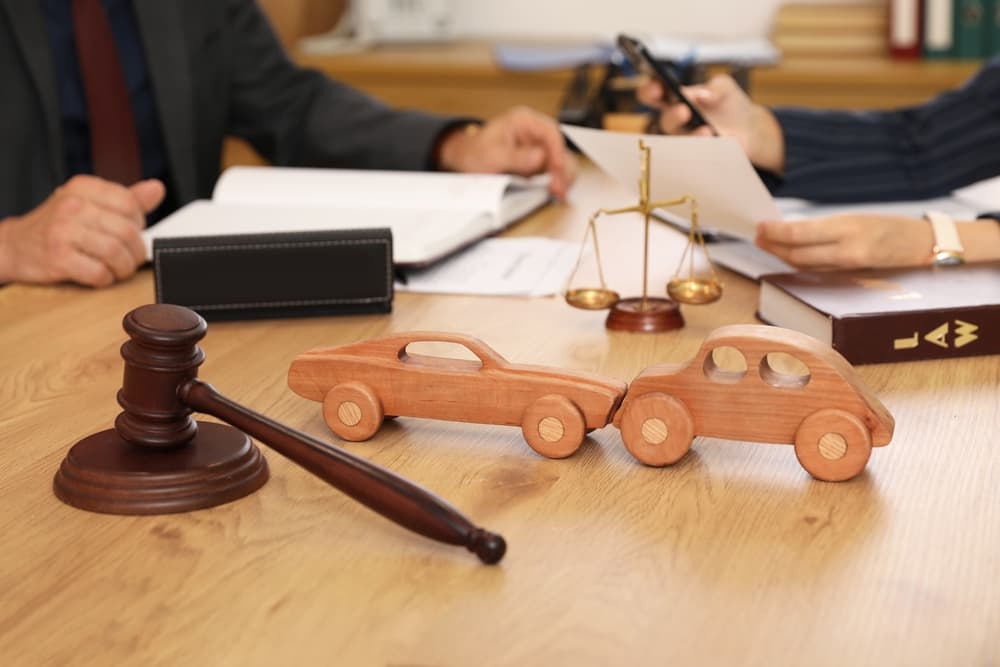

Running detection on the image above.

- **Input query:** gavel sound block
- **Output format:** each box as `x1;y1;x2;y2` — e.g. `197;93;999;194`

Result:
53;304;506;564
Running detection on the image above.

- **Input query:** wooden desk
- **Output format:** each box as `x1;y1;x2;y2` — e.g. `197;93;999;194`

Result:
1;165;998;665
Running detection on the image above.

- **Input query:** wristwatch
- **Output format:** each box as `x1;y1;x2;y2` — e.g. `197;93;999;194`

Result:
923;210;965;266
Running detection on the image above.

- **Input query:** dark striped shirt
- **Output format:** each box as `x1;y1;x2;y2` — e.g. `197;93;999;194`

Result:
766;56;1000;211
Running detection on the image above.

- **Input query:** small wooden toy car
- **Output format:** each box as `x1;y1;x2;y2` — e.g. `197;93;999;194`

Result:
613;324;895;481
288;332;627;458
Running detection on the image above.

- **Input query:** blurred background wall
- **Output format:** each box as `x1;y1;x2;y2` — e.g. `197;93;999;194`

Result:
448;0;876;40
258;0;886;46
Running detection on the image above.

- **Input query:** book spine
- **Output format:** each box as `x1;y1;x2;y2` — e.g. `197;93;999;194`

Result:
890;0;924;59
953;0;988;57
832;305;1000;364
924;0;957;57
987;0;1000;55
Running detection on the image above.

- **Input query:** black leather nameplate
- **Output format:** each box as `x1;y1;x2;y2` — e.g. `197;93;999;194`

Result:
152;228;393;320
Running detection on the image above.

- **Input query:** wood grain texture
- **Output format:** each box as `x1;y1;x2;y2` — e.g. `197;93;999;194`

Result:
1;163;998;666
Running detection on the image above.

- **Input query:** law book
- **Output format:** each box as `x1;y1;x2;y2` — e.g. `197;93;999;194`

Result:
757;262;1000;365
142;166;551;268
923;0;957;58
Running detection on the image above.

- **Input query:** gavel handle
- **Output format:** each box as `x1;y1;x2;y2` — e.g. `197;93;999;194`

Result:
179;379;506;564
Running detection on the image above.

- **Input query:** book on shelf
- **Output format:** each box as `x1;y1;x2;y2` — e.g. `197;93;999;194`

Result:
923;0;957;57
953;0;988;58
988;0;1000;55
757;262;1000;365
889;0;923;59
142;166;551;268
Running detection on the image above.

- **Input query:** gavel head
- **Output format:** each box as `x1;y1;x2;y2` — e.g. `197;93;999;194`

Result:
114;304;208;449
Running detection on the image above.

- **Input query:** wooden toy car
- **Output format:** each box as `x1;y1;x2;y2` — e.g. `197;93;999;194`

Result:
288;332;628;458
613;324;895;481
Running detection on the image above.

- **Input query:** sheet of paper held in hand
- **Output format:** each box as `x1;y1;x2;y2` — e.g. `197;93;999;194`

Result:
561;124;781;239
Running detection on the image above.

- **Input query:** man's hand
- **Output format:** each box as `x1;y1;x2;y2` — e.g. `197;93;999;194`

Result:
435;106;577;200
637;74;785;174
0;175;166;287
756;214;935;269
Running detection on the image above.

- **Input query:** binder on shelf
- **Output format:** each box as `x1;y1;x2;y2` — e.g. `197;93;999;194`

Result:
953;0;988;58
924;0;957;57
889;0;923;59
986;0;1000;54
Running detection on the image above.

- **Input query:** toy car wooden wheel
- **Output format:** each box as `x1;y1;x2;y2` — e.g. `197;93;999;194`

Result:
619;393;694;466
521;394;586;459
322;382;384;441
794;408;872;482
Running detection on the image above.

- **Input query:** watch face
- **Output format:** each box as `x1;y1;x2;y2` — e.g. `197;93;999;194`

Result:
933;250;965;266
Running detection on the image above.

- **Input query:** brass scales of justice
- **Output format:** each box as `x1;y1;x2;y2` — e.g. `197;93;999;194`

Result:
565;139;723;332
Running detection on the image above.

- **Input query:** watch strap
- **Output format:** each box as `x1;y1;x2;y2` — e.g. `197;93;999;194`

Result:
923;210;965;265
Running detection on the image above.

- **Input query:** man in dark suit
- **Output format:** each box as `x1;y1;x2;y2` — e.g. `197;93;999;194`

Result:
0;0;575;287
638;64;1000;269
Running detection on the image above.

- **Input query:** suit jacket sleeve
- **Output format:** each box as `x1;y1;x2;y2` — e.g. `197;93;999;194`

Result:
764;56;1000;203
222;0;459;171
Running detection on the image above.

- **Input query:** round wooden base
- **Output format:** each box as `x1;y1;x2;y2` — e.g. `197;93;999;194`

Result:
605;297;684;332
53;422;269;515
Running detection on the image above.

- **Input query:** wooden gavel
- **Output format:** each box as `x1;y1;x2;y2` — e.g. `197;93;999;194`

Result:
53;304;506;565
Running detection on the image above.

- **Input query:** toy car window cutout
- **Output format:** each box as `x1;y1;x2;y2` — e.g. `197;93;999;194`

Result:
759;351;811;389
401;341;484;367
702;345;747;384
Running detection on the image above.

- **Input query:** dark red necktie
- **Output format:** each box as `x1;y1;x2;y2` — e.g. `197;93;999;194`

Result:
71;0;143;185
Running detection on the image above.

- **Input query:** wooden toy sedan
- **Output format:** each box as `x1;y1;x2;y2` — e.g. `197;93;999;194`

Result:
613;324;895;481
288;332;627;458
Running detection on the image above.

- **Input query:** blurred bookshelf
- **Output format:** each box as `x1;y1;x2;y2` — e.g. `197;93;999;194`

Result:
223;1;986;167
753;2;981;109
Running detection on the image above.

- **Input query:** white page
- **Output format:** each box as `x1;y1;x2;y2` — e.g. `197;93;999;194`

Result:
395;237;578;296
708;239;795;281
213;166;524;230
561;124;780;240
142;200;491;266
498;181;552;226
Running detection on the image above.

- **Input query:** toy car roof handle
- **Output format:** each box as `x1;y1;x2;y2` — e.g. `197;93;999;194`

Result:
390;331;508;368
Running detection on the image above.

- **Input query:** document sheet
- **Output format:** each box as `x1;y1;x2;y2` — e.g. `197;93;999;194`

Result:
561;124;781;240
396;237;578;297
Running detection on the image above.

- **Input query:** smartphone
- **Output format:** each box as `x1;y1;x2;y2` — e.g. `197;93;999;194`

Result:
616;33;716;135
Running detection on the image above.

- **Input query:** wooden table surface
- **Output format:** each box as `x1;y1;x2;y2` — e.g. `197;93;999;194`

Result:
1;165;998;666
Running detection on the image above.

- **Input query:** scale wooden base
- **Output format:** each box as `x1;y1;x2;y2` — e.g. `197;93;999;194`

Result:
605;297;684;332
